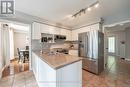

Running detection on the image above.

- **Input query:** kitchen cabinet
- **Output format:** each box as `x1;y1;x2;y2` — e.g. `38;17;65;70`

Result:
90;23;99;31
41;24;60;34
65;30;72;41
49;27;60;34
33;22;72;40
32;22;100;41
71;24;100;41
40;24;50;33
32;53;39;77
60;29;71;41
71;30;79;41
32;52;82;87
56;61;82;87
32;22;41;39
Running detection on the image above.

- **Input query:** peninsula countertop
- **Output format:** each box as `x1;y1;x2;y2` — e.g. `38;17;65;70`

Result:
33;51;82;69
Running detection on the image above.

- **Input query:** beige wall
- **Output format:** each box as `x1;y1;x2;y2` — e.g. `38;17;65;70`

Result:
0;24;4;78
0;24;5;78
14;32;29;57
125;29;130;59
105;30;126;58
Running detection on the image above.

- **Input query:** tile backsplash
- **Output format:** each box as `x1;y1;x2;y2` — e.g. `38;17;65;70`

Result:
32;39;71;51
32;39;41;51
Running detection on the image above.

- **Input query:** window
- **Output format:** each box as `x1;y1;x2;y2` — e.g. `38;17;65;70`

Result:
108;37;115;53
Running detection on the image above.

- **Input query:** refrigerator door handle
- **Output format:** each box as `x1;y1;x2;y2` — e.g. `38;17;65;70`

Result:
86;34;88;57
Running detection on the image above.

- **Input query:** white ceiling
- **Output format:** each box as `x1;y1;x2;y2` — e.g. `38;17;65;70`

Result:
105;22;130;32
15;0;130;29
9;23;29;32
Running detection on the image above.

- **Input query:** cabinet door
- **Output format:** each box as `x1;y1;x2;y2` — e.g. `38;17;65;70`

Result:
40;24;50;33
32;22;41;39
60;29;71;41
32;53;38;77
57;61;82;87
71;30;78;41
90;23;99;31
66;30;71;41
49;27;60;34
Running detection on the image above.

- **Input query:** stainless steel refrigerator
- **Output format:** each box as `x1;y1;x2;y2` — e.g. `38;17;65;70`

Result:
78;30;104;74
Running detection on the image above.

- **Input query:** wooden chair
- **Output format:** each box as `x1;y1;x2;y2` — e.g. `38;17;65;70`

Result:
17;48;23;62
25;46;29;61
26;46;29;50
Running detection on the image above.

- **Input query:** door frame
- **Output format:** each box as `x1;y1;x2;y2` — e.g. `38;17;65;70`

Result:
107;36;116;56
103;20;130;68
0;19;32;70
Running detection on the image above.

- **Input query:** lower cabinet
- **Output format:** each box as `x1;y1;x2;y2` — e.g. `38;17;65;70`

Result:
32;52;82;87
56;61;82;87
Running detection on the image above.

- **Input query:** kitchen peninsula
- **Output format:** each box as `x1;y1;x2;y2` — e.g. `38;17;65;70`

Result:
32;51;82;87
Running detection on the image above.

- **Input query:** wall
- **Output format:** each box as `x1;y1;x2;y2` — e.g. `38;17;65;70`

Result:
14;32;29;57
0;24;5;78
105;30;126;58
50;43;70;49
0;24;3;78
125;29;130;59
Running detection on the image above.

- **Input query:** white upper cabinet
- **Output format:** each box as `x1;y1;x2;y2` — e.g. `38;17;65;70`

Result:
32;22;41;39
49;27;60;35
41;24;60;34
40;24;50;34
71;30;79;41
71;24;100;41
60;29;71;41
90;23;100;31
32;22;100;41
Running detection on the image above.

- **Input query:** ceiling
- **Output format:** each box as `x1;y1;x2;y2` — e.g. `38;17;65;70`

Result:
105;22;130;32
9;23;29;32
15;0;130;29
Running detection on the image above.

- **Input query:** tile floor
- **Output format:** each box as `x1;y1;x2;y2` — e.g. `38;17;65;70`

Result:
2;59;29;77
0;56;130;87
83;56;130;87
0;71;38;87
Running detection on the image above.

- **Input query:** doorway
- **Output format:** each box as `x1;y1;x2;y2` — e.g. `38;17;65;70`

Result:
0;20;31;77
108;36;116;55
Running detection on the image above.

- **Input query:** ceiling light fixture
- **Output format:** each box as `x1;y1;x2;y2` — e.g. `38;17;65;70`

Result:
72;1;99;18
87;7;91;11
94;3;99;8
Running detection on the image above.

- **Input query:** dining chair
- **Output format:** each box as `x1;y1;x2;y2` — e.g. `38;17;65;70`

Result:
17;48;23;62
26;46;29;50
25;46;29;61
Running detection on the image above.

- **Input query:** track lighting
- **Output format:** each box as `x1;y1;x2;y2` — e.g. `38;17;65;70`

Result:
72;1;99;18
87;7;91;11
94;3;99;8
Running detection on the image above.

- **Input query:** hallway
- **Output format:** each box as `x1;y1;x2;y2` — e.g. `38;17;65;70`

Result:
0;56;130;87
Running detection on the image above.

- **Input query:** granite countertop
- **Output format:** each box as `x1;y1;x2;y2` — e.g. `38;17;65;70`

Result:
33;51;82;70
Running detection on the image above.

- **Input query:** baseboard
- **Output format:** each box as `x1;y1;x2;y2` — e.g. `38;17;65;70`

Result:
125;58;130;61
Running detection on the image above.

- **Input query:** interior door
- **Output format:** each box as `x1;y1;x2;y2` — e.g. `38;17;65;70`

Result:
107;36;116;55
